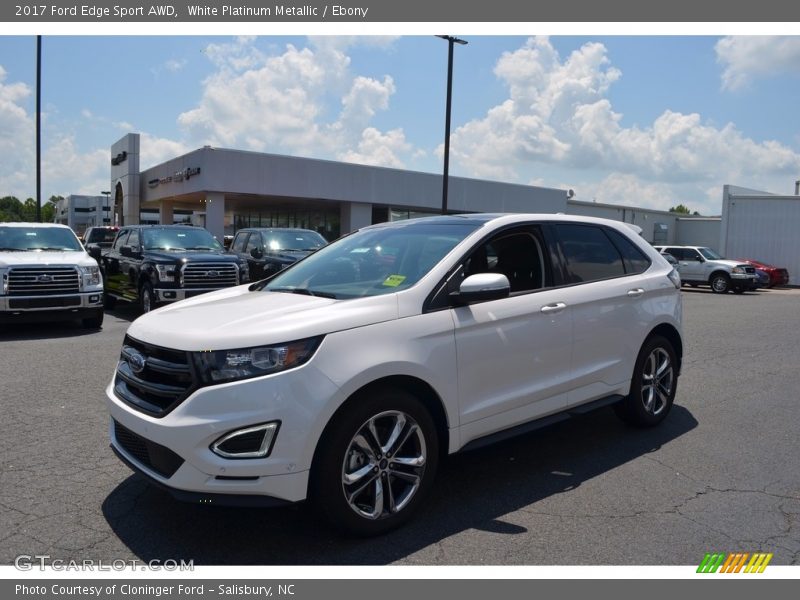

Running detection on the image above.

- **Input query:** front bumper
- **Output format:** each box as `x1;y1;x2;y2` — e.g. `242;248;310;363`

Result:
106;361;340;504
0;291;103;321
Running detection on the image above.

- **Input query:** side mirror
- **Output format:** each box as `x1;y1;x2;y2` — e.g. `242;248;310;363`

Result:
451;273;510;305
87;245;102;261
250;247;264;259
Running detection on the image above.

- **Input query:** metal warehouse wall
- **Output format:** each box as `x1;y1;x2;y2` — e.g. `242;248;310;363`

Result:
721;185;800;285
568;200;680;244
674;218;721;249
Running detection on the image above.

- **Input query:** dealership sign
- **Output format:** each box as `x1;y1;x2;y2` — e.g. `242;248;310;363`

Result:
148;167;201;188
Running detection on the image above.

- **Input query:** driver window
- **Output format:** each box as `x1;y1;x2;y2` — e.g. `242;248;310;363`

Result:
463;228;547;293
245;233;262;254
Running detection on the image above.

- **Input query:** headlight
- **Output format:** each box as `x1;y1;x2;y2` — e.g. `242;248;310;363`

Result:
192;336;323;384
731;267;744;274
238;261;249;282
0;267;8;295
155;264;176;282
78;265;101;287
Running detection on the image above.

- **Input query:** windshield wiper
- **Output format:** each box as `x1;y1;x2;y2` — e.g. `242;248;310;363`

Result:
268;286;337;299
0;247;24;251
184;246;217;250
146;246;185;251
28;246;74;251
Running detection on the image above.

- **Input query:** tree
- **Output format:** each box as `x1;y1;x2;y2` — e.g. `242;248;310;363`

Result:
668;204;692;214
0;196;23;222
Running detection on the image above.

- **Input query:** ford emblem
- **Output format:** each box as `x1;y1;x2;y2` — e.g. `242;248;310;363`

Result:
38;274;53;282
128;350;147;374
206;270;220;278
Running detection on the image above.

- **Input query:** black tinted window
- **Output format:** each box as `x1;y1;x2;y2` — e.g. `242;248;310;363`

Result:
231;232;248;253
112;230;129;251
555;224;625;283
464;229;547;293
605;228;651;274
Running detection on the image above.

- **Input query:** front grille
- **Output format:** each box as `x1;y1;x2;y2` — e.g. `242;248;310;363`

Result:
744;266;756;274
113;420;184;478
8;266;80;296
182;262;238;289
114;335;195;417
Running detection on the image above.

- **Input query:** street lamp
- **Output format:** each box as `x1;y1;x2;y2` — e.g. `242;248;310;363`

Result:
101;190;110;225
436;35;468;215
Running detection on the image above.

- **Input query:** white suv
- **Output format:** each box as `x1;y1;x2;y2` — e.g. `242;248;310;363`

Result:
107;214;683;535
654;245;756;294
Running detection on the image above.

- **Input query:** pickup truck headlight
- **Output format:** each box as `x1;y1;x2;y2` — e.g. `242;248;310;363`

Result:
155;264;176;282
192;336;323;384
238;261;249;282
731;267;744;274
0;267;8;295
78;265;101;287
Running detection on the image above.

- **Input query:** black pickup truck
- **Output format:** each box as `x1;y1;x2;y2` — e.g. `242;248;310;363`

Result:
99;225;249;312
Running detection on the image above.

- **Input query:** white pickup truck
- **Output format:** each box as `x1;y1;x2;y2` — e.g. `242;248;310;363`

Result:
0;222;104;328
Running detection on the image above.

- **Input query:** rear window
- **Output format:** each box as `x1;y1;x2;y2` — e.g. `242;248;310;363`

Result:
605;228;651;274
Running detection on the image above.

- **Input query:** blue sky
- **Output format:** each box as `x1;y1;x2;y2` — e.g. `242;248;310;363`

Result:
2;35;800;215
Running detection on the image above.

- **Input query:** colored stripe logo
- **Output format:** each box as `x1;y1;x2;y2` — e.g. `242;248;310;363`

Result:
697;552;773;573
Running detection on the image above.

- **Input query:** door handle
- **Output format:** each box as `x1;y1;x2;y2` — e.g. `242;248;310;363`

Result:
626;288;645;298
540;302;567;314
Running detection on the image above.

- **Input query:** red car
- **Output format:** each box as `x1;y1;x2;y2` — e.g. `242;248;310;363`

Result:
737;258;789;288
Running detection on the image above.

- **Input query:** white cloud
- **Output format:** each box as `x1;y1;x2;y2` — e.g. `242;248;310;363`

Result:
164;58;187;73
178;36;413;168
448;36;800;214
716;36;800;91
0;66;34;199
139;133;190;170
42;135;108;199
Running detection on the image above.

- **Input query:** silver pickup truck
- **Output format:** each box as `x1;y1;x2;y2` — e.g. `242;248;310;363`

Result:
654;245;756;294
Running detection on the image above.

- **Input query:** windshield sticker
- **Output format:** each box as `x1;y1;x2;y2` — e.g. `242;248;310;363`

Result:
382;274;407;287
350;247;370;254
177;233;186;237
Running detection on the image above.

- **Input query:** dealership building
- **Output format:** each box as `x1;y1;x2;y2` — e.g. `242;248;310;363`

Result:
56;133;798;284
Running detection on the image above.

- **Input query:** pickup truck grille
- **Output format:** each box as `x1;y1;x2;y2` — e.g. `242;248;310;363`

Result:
114;335;195;417
7;266;80;296
743;266;756;274
182;262;238;289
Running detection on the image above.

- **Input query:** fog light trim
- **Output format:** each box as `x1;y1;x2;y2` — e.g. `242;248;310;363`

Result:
210;421;280;459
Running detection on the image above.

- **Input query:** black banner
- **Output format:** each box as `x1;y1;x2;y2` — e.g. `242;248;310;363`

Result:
3;0;800;22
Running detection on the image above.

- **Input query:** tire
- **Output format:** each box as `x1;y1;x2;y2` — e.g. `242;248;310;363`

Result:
615;335;678;427
81;309;104;330
710;273;730;294
103;293;117;309
140;281;157;313
310;388;439;536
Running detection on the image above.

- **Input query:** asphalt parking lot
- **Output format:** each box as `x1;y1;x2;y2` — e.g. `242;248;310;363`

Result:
1;287;799;566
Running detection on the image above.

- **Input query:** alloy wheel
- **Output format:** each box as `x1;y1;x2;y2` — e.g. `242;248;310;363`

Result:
640;348;673;416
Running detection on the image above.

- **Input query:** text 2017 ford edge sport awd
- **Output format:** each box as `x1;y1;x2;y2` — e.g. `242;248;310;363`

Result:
107;214;683;535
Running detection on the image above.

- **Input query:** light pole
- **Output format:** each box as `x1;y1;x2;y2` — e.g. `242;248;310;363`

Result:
101;190;111;225
436;35;467;215
36;35;42;222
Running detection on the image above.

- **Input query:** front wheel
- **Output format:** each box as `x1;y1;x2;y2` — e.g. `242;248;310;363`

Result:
81;309;104;330
140;282;157;313
310;388;439;536
615;335;678;427
710;273;730;294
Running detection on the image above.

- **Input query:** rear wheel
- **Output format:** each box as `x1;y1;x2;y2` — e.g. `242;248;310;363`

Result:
310;388;439;536
615;335;677;427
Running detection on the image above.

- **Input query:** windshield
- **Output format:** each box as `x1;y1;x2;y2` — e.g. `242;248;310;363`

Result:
263;222;480;299
142;228;222;251
263;230;327;251
698;247;723;260
0;226;83;252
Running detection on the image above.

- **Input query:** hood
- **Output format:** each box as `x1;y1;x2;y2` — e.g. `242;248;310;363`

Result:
0;250;95;268
145;249;240;263
714;259;752;269
126;285;399;351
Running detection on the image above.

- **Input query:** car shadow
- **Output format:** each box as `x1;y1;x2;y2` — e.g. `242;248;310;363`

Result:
102;404;698;565
105;304;141;323
0;319;102;341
